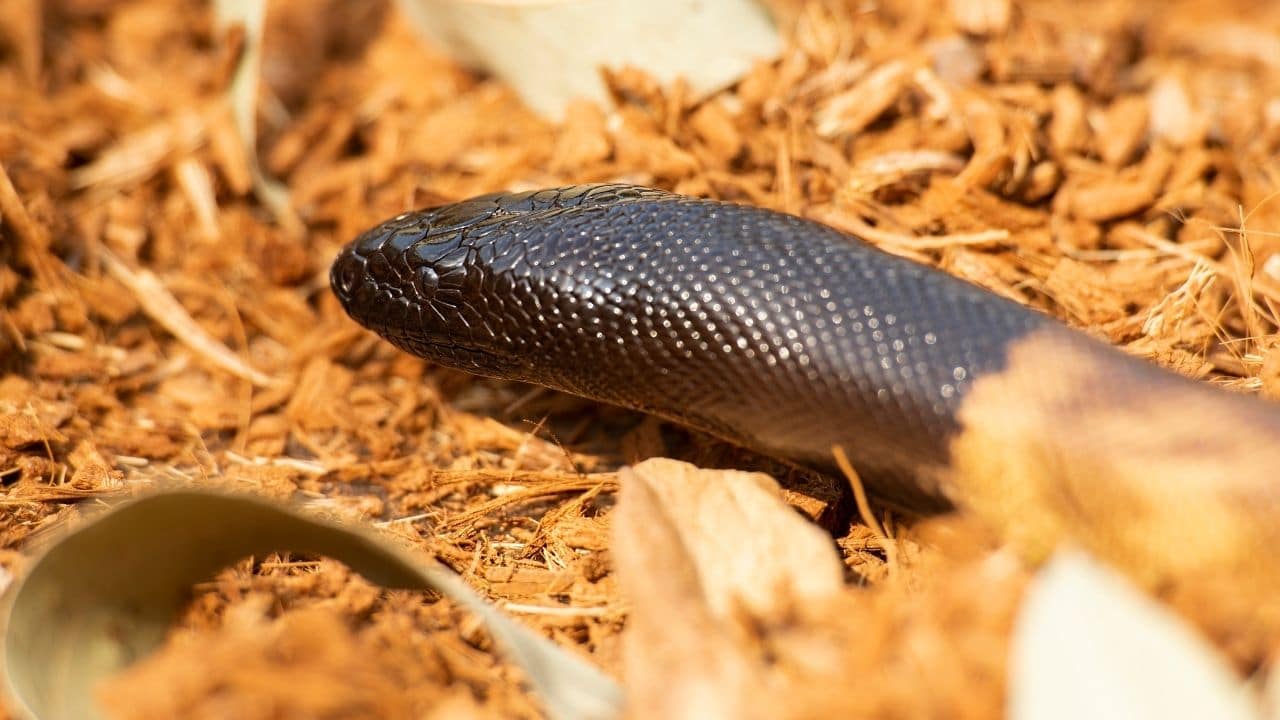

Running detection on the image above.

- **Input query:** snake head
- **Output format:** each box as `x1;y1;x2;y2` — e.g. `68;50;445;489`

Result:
330;200;504;367
332;184;677;371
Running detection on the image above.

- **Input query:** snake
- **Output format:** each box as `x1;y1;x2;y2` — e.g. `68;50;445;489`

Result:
329;184;1280;516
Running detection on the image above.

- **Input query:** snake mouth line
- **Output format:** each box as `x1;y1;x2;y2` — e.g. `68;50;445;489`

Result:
378;326;514;376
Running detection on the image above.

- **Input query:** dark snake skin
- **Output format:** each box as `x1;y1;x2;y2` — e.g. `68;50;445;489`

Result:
331;184;1061;510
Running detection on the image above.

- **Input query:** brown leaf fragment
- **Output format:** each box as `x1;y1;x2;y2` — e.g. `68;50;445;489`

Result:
611;456;849;707
612;462;766;720
614;457;843;628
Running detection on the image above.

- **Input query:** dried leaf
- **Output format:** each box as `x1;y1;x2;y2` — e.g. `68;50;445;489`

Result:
1;490;622;720
611;458;845;719
214;0;298;231
618;458;843;618
1009;549;1258;720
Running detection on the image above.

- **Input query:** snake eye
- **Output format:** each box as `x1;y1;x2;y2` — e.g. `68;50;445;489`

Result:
414;266;440;300
365;252;397;284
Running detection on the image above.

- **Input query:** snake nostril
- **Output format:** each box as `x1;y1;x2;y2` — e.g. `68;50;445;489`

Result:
332;253;364;300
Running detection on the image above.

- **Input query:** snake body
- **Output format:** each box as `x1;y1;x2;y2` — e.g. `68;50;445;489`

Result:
330;184;1280;511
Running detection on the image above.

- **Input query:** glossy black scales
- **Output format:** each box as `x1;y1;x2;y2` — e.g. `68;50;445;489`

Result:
331;184;1054;509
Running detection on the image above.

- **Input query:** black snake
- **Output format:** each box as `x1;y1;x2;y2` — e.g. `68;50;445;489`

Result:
329;184;1280;515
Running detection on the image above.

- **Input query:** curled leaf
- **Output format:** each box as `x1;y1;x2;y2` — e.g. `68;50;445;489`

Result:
1;490;621;720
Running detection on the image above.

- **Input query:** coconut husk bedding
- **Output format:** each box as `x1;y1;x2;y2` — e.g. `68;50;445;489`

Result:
2;0;1280;717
